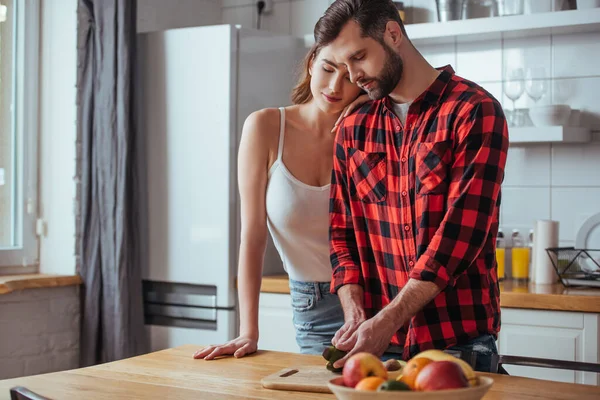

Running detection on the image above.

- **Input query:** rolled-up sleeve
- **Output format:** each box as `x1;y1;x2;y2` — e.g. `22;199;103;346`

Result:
330;123;363;293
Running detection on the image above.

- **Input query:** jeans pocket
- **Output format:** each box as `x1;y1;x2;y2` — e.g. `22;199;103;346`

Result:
290;291;315;313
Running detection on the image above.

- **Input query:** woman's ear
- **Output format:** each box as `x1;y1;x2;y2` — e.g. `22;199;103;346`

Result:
308;52;316;76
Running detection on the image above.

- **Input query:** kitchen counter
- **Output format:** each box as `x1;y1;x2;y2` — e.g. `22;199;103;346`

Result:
1;345;599;399
0;274;82;295
261;275;600;313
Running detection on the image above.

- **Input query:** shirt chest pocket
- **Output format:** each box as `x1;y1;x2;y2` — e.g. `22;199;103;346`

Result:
348;148;387;203
415;140;452;195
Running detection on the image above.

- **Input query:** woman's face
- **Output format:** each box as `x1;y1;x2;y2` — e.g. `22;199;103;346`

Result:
309;46;361;114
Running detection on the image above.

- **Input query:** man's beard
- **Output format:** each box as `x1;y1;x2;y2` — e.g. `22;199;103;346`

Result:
362;43;403;100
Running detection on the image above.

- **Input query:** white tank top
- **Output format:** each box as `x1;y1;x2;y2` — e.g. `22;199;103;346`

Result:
265;108;333;283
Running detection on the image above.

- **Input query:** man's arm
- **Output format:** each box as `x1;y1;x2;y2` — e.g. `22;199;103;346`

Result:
408;99;508;290
330;122;363;292
329;122;367;348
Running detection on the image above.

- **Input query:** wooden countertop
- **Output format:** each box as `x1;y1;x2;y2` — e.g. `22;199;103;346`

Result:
0;274;82;295
261;275;600;313
1;345;599;399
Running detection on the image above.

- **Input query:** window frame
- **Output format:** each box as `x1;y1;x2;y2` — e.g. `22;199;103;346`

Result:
0;0;40;272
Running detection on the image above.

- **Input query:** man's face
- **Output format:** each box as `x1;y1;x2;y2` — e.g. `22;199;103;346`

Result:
327;21;404;100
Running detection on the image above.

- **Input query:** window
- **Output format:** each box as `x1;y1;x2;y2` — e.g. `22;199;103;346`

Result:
0;0;39;271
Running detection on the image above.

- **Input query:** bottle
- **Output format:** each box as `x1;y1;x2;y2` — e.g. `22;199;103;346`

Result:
528;228;534;280
511;229;530;282
496;229;505;281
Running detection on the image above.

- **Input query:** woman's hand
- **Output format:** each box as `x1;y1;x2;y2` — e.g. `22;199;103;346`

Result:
331;94;371;133
193;335;258;360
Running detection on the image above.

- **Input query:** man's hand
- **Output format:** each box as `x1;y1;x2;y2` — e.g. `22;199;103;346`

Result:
333;284;367;351
332;313;398;369
332;317;365;351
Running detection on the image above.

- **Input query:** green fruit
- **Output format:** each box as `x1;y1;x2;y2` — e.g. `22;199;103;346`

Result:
378;380;411;391
322;346;335;361
326;361;343;373
328;348;347;365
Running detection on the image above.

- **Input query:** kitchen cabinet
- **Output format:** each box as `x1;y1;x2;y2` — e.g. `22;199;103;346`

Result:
498;308;599;385
258;293;299;353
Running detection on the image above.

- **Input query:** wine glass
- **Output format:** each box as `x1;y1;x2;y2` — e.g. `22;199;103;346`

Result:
504;67;525;126
525;67;547;105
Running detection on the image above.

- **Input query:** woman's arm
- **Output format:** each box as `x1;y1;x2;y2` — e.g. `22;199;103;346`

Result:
194;109;275;360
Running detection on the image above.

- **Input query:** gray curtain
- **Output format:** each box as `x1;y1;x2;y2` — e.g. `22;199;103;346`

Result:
76;0;147;366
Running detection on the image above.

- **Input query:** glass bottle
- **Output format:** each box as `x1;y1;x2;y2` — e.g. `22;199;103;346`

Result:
496;229;506;281
511;229;530;282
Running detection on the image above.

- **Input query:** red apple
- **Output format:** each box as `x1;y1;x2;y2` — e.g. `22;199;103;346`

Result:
342;352;388;388
414;360;469;391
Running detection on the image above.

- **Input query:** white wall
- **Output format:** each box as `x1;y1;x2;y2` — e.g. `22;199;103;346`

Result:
138;0;222;32
38;0;77;276
223;0;600;247
0;286;80;379
222;0;333;36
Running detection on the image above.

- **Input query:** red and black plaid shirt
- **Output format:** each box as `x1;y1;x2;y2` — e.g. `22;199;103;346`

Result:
329;66;508;358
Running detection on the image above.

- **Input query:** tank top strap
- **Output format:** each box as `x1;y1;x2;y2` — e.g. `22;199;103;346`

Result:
276;107;285;161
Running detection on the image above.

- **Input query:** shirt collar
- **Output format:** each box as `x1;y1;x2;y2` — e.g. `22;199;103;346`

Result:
383;65;455;111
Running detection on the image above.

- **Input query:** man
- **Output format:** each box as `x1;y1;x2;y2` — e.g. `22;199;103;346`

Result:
320;0;509;372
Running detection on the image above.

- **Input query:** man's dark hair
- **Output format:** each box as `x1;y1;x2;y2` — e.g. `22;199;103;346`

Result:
313;0;406;48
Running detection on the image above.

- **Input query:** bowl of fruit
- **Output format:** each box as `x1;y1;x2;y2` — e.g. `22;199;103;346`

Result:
326;349;493;400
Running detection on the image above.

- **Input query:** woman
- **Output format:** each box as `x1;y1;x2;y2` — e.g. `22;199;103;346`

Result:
193;41;368;360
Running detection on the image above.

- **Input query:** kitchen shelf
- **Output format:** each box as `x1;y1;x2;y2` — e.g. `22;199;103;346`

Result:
303;8;600;46
510;126;591;144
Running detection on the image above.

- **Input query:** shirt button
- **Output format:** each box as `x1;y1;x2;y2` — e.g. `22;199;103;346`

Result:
402;191;407;196
404;225;410;231
401;157;407;163
409;260;415;267
395;125;401;132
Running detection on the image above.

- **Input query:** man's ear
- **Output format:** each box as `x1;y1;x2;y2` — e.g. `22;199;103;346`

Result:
384;21;404;48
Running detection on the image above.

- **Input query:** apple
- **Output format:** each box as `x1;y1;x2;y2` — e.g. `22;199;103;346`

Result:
415;360;469;391
342;352;388;388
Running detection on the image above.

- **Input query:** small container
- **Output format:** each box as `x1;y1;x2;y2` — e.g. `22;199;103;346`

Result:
436;0;463;22
496;229;506;281
499;0;525;15
393;2;406;22
512;229;530;282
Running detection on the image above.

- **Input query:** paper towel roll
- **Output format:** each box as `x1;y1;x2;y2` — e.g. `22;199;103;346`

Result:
533;220;560;284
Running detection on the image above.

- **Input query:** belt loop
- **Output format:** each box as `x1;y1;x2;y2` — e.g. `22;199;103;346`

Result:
314;282;322;300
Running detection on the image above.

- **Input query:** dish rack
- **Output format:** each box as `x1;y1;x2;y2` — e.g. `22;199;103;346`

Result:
546;247;600;287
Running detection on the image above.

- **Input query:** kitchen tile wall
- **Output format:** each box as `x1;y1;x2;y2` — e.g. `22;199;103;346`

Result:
221;0;600;246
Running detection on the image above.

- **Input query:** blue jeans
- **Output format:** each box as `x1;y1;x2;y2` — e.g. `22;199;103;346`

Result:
380;334;500;373
289;278;345;355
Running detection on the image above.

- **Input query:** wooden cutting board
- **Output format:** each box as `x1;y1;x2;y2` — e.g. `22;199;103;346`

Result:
261;366;340;393
261;366;403;393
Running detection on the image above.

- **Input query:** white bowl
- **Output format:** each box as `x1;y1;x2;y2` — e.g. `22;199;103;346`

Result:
529;105;571;127
327;376;493;400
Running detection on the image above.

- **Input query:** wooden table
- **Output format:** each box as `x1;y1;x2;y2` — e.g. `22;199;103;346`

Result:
1;345;599;399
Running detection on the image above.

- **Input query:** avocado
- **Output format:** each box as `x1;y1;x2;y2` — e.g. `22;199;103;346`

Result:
378;380;411;391
322;346;347;373
322;346;335;361
326;361;344;373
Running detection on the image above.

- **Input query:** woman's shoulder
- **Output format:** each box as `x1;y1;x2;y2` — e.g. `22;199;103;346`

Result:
240;108;284;161
244;107;282;134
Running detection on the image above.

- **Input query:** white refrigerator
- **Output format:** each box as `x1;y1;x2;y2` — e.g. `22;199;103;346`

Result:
137;24;305;352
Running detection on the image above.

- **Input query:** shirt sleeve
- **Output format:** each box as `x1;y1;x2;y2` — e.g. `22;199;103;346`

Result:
329;122;364;294
409;99;509;289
